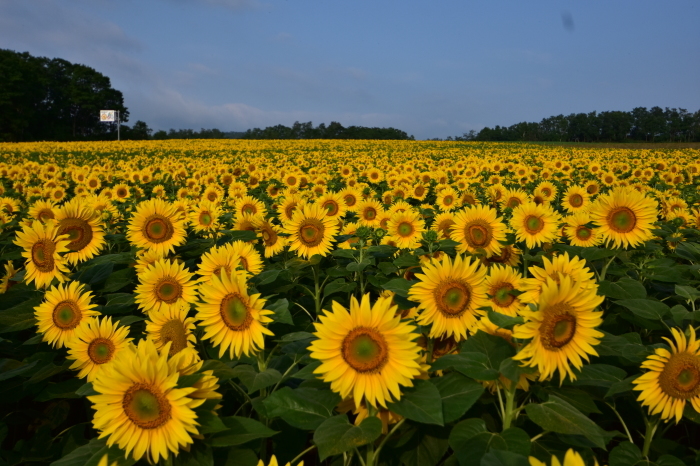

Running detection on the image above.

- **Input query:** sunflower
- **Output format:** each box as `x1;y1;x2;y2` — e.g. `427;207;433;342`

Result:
534;181;558;201
513;276;604;382
66;316;132;382
431;212;456;240
253;218;287;258
436;187;459;211
500;188;529;210
196;269;274;359
356;199;384;227
14;220;71;289
484;265;524;317
28;199;57;224
135;258;198;314
34;281;100;348
317;191;347;220
340;187;363;212
229;240;264;275
387;209;425;249
55;200;105;264
188;200;221;233
127;199;186;256
450;205;507;257
145;302;197;356
519;252;596;304
510;202;562;249
0;261;18;293
409;254;488;341
167;347;222;402
309;294;423;409
529;449;594;466
235;195;267;218
589;186;658;249
196;244;241;283
564;212;601;247
88;339;200;463
633;327;700;423
112;183;131;202
561;185;590;213
283;203;338;258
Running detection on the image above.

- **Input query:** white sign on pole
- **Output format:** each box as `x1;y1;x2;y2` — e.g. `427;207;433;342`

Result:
99;110;115;122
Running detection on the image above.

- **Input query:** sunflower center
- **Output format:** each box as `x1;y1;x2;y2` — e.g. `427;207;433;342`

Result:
59;218;94;252
397;221;414;237
658;352;700;399
143;214;174;244
541;188;552;197
220;293;253;330
38;209;55;222
299;219;325;247
575;226;592;240
465;220;492;248
261;226;278;246
524;215;545;234
364;207;377;220
87;337;115;364
434;280;471;317
437;219;455;238
31;239;56;272
344;195;357;207
324;201;339;216
569;194;584;207
199;212;212;226
540;303;577;350
52;300;82;330
242;204;256;215
155;278;183;303
160;319;188;355
117;188;128;198
443;196;454;206
342;327;389;373
607;207;636;233
123;384;172;429
491;283;515;308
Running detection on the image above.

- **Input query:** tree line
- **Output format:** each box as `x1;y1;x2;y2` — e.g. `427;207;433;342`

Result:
450;107;700;143
240;121;414;140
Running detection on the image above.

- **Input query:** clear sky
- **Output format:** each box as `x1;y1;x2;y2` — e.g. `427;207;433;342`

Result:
1;0;699;139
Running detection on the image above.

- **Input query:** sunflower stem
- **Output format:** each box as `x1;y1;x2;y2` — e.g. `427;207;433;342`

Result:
354;447;367;466
502;384;517;431
605;402;634;444
599;252;619;282
290;445;316;466
642;416;660;458
374;418;406;463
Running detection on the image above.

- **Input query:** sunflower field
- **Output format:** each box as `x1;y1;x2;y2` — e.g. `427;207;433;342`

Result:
1;140;700;466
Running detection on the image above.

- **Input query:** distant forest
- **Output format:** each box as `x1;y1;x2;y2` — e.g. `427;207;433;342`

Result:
450;107;700;143
240;121;414;140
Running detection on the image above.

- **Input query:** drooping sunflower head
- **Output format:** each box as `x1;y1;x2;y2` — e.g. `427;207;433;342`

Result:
450;204;507;257
34;280;100;348
633;326;700;423
229;239;264;275
0;261;19;294
309;294;423;409
409;254;489;341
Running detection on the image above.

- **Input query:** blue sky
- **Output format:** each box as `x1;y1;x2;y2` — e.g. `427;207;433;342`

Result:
1;0;698;139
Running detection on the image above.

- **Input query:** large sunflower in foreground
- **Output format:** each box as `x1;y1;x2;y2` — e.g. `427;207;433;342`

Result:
14;220;70;289
145;302;197;356
66;316;132;382
309;294;423;409
127;199;186;256
34;281;100;348
510;202;562;250
196;269;274;359
89;339;199;463
633;326;700;423
135;258;197;314
450;205;507;257
513;276;604;382
283;203;339;258
589;186;658;248
55;200;106;264
408;254;488;341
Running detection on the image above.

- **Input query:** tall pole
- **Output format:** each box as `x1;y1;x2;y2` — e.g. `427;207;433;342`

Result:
117;110;120;141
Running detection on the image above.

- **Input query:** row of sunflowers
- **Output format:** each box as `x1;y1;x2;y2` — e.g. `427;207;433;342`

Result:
0;140;700;466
